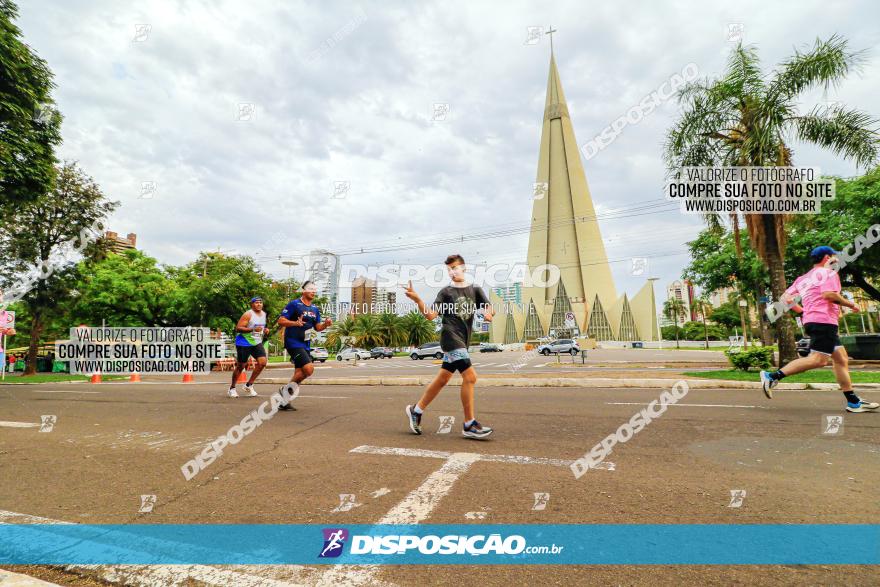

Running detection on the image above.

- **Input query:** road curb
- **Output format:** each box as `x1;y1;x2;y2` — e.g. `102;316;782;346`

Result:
260;376;818;390
0;569;61;586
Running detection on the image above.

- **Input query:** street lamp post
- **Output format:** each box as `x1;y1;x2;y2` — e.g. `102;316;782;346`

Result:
738;299;750;347
280;260;299;300
648;278;662;349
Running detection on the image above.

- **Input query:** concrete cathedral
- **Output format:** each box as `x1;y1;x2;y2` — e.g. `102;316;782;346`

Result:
489;50;658;344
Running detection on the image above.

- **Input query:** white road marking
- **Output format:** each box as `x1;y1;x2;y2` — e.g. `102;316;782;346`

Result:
377;452;481;524
0;510;310;586
24;389;101;394
349;444;594;468
0;568;60;586
317;444;613;586
605;402;767;409
0;421;39;428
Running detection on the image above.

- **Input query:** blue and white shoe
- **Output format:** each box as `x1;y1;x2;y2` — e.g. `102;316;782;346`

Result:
405;405;422;435
846;399;880;413
462;420;493;440
759;370;779;399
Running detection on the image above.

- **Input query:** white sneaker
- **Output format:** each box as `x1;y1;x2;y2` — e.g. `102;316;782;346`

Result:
227;388;239;398
244;384;258;397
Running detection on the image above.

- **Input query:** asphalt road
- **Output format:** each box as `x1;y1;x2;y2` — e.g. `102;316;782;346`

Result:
1;378;878;586
269;348;729;377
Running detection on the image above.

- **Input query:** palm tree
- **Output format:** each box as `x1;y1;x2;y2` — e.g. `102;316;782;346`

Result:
325;316;356;352
399;310;436;347
692;297;713;349
666;36;880;364
663;298;686;349
376;312;405;347
352;313;381;348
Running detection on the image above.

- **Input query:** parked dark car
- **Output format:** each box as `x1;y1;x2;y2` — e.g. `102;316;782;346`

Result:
370;346;394;359
479;343;503;353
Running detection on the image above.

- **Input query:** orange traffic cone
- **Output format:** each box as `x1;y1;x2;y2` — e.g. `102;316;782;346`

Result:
89;372;102;384
237;370;247;383
129;372;142;383
182;372;194;383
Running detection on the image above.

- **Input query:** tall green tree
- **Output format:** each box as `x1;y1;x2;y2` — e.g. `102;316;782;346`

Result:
72;249;177;326
663;298;686;348
786;168;880;301
399;310;437;347
326;316;357;352
0;0;61;210
684;226;770;345
691;297;714;349
375;311;406;347
167;253;286;332
666;36;880;364
352;313;381;348
0;161;118;374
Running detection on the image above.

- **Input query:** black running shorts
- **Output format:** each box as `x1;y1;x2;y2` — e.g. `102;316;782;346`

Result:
441;358;472;373
804;322;842;355
286;346;313;369
236;343;266;364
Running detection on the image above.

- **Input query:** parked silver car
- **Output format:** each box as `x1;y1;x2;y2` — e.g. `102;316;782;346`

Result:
410;341;443;360
337;347;371;361
537;339;580;356
310;347;329;362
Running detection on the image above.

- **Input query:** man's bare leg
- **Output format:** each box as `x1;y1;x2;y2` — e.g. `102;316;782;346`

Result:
459;367;477;422
246;357;267;386
291;363;314;385
831;346;853;391
417;369;453;411
230;362;245;389
778;352;829;376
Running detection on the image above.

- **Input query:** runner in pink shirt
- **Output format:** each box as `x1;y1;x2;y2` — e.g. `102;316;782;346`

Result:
760;246;878;413
0;309;16;373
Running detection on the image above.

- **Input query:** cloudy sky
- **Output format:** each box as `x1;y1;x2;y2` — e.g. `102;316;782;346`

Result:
18;0;880;304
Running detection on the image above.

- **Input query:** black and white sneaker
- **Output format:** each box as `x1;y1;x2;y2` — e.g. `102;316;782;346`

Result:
405;405;422;435
759;370;778;399
462;420;493;440
277;385;297;411
846;399;880;413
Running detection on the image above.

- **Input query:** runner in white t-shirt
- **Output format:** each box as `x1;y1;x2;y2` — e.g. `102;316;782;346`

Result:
228;297;268;398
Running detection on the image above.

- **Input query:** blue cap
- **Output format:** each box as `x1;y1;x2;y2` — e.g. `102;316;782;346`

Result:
810;246;839;261
250;297;262;303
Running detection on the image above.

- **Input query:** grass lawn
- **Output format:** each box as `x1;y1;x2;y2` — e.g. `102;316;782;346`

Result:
661;345;778;352
659;346;728;351
0;373;127;384
683;369;880;383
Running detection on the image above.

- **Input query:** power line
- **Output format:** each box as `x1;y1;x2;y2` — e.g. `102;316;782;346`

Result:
255;202;680;260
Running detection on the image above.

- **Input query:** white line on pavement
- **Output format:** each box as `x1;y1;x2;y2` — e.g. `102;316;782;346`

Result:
0;510;308;586
25;390;101;394
318;444;608;586
0;568;61;586
605;402;767;409
0;421;39;428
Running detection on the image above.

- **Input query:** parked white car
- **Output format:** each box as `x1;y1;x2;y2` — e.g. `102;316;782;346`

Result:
337;347;371;361
410;341;444;360
537;339;580;356
309;347;329;362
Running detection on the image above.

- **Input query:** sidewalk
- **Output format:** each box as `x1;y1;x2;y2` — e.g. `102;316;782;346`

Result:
0;569;60;586
258;374;879;391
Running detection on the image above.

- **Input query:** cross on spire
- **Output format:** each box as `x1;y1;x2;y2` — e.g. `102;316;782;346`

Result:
546;25;557;54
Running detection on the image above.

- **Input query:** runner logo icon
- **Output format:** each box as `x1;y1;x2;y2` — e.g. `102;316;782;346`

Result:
319;528;349;558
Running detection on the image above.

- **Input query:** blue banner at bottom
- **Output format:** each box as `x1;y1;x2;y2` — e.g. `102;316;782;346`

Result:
0;524;877;565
